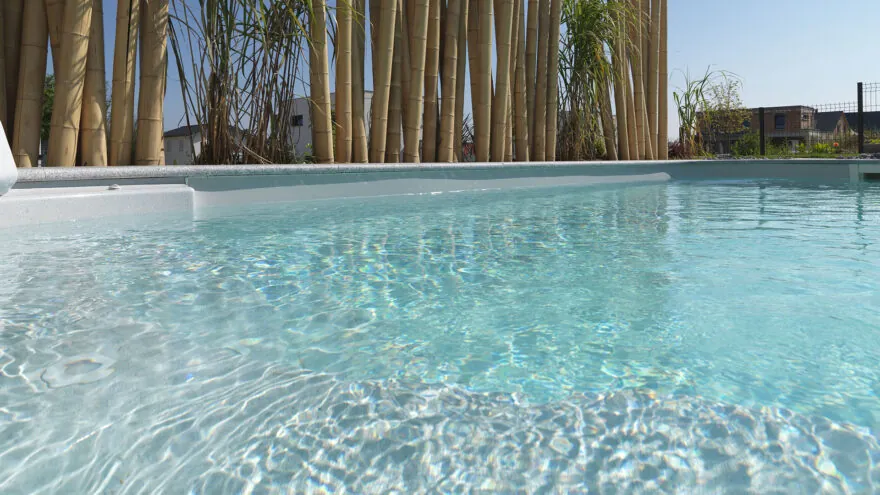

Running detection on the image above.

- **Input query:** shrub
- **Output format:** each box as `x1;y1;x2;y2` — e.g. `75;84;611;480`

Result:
732;132;759;157
811;143;833;154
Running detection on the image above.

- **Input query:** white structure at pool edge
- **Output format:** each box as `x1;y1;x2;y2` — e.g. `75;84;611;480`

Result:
0;122;17;196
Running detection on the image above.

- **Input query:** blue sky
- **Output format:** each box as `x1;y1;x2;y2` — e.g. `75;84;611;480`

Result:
94;0;880;134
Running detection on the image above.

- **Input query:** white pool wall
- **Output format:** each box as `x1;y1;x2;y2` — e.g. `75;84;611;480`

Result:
0;159;873;228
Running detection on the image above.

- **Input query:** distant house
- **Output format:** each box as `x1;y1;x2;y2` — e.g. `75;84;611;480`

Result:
164;125;201;165
285;91;374;157
699;105;880;154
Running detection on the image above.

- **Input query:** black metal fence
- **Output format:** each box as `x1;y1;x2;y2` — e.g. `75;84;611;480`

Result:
714;82;880;157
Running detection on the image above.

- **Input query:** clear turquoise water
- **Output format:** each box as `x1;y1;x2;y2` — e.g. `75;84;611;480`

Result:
3;180;880;492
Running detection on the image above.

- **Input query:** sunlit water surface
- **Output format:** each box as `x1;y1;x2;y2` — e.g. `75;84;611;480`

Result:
3;180;880;493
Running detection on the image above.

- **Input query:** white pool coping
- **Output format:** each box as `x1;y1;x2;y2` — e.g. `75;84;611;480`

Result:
0;158;875;228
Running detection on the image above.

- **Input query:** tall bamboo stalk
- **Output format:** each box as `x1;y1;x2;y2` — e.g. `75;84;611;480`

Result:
80;0;107;166
398;0;411;122
4;0;23;133
422;0;441;162
640;0;648;90
109;0;139;166
438;0;463;162
45;0;64;76
628;0;647;159
545;0;562;161
502;0;515;162
370;0;397;163
0;8;7;133
453;0;469;161
525;0;538;154
336;1;353;163
491;0;513;162
599;76;618;160
370;0;378;83
513;0;528;161
47;0;93;167
135;0;168;165
472;1;492;162
659;0;668;159
352;0;369;163
466;1;479;159
624;69;638;159
532;1;549;161
612;16;629;160
12;0;48;168
403;0;429;162
647;0;660;146
386;4;404;162
309;0;334;163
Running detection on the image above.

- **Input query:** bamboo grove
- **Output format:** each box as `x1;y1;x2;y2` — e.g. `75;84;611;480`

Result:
2;0;668;167
311;0;668;164
3;0;168;167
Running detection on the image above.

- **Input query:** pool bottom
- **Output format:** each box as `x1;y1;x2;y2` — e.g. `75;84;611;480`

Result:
1;354;875;494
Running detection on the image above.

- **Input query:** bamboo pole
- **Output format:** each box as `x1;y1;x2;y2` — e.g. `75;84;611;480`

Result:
4;0;23;133
545;0;561;161
422;0;440;162
438;0;463;162
453;0;469;162
370;0;378;82
628;0;647;160
47;0;93;167
45;0;63;76
135;0;168;166
370;0;398;163
658;0;668;159
309;0;334;164
647;0;660;146
491;0;513;162
80;0;107;166
403;0;429;162
109;0;139;166
336;1;353;163
473;1;492;162
398;0;411;121
0;8;7;133
599;76;618;160
466;0;479;159
12;0;48;168
641;0;648;90
525;0;538;155
612;20;630;160
624;68;638;160
352;0;369;163
502;0;514;162
386;4;404;162
513;0;528;161
493;0;512;161
532;1;549;161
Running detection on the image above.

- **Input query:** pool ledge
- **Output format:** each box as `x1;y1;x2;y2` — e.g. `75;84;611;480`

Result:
0;159;876;228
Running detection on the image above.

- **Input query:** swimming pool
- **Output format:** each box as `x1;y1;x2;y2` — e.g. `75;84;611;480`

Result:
2;173;880;492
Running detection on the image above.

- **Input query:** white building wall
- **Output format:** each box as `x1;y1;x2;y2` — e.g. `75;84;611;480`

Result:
165;132;202;165
290;92;374;158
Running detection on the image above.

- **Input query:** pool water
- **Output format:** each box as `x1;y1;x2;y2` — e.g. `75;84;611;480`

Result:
3;180;880;492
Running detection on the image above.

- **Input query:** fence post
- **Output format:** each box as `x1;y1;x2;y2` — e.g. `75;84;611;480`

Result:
758;107;765;156
858;82;865;154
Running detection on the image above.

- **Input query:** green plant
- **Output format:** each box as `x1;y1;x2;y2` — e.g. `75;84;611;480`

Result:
673;67;712;157
556;0;620;161
811;142;833;154
731;131;759;157
41;74;55;142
